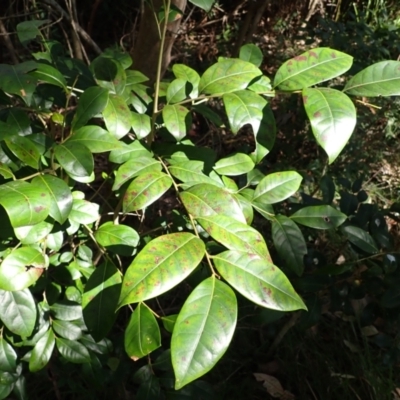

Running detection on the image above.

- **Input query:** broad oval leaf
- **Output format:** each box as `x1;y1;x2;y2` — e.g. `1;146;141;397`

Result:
173;64;200;98
119;233;205;306
32;175;73;224
52;320;82;340
50;301;82;321
303;88;356;164
29;328;55;372
213;251;306;310
223;90;267;134
91;56;126;94
109;140;152;164
290;205;347;229
196;215;271;261
167;78;189;104
253;171;302;204
123;171;172;212
169;161;223;188
0;288;36;337
5;136;40;168
273;48;353;91
68;199;99;225
0;248;46;291
180;183;246;223
344;60;400;97
214;153;255;176
82;260;122;341
54;142;94;178
14;220;53;245
171;277;237;390
199;59;262;95
72;86;109;131
0;339;17;373
239;44;263;67
68;125;123;152
102;94;132;139
342;225;378;254
6;108;32;136
188;0;215;12
131;112;151;139
124;303;161;360
30;63;67;89
162;104;190;141
56;337;90;363
272;215;307;276
0;181;50;227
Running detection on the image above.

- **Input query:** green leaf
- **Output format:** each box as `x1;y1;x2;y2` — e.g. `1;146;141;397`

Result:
251;105;276;163
167;78;189;104
180;183;246;223
50;301;82;321
213;250;306;310
290;205;347;229
0;248;46;291
109;140;152;164
113;157;162;191
16;20;48;46
14;220;53;245
94;222;139;255
56;337;90;363
253;171;302;204
303;88;356;164
173;64;200;98
247;75;272;94
342;225;378;254
0;339;17;373
29;329;55;372
68;125;123;152
161;314;178;333
124;303;161;360
234;193;254;224
0;163;14;180
171;276;237;389
272;215;307;276
5;136;41;168
273;48;353;91
344;60;400;97
32;175;73;224
102;94;132;139
52;320;82;340
0;289;36;337
188;0;215;12
223;90;267;134
82;260;121;341
196;215;271;261
162;104;190;141
29;63;67;89
119;233;205;306
72;86;109;131
6;108;32;136
69;199;99;225
200;59;261;95
125;70;149;86
131;112;151;139
239;44;263;67
214;153;255;176
0;181;50;227
54;142;94;179
91;56;126;94
123;171;172;212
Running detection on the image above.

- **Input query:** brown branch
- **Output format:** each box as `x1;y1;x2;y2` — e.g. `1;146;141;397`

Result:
0;19;18;63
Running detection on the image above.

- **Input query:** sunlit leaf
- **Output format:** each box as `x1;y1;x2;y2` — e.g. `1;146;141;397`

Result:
163;104;190;141
30;63;67;89
173;64;200;98
56;337;90;363
0;339;17;373
290;205;347;229
5;136;40;168
29;329;55;372
54;142;94;178
102;94;132;139
131;112;151;139
239;44;263;67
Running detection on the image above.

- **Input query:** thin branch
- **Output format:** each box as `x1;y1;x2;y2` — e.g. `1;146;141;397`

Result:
0;19;18;63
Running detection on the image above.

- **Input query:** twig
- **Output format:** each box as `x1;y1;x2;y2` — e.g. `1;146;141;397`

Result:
0;19;18;63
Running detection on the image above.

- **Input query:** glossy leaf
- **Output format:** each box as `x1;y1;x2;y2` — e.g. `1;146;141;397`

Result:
0;289;36;337
91;56;126;94
188;0;215;12
196;215;271;261
171;277;237;389
214;153;255;176
30;63;67;89
6;108;31;136
251;105;276;163
94;222;139;254
169;161;223;188
123;171;172;212
52;320;82;340
273;48;353;90
344;60;400;96
213;251;306;310
199;59;261;95
0;248;46;291
303;88;356;164
0;181;50;227
102;94;132;139
71;86;109;131
290;205;347;229
0;339;17;373
113;157;162;191
131;112;151;139
32;175;73;224
173;64;200;98
54;142;94;178
16;19;48;46
119;233;205;306
272;215;307;276
234;193;254;225
109;140;152;164
5;136;40;168
253;171;302;204
124;303;161;360
50;301;82;321
0;163;13;180
82;260;121;341
68;125;123;152
239;44;263;67
162;104;189;141
29;329;55;372
56;337;90;363
342;225;378;254
180;183;246;223
68;199;99;225
14;220;53;245
223;90;267;134
167;78;189;103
